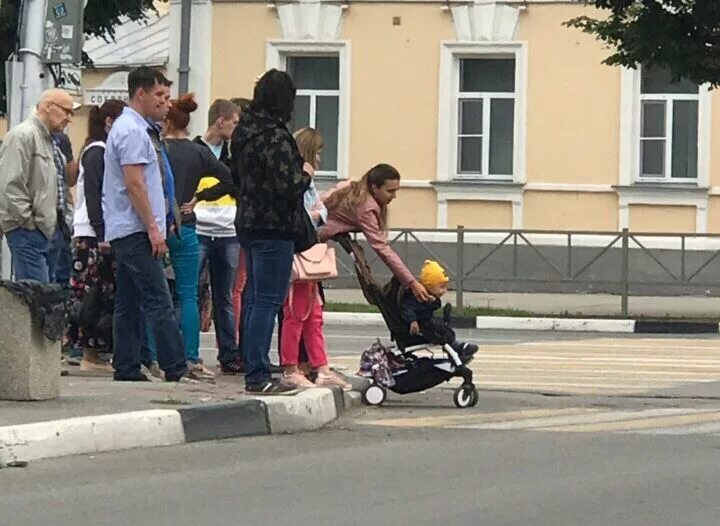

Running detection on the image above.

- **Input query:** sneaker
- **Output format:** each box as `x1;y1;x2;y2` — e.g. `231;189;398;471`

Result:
220;358;245;375
65;343;83;366
269;363;283;374
281;371;316;389
245;379;298;395
315;371;352;392
187;362;216;383
143;362;165;381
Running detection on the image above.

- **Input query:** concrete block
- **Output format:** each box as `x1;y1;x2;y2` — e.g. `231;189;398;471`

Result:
0;288;60;400
265;389;338;434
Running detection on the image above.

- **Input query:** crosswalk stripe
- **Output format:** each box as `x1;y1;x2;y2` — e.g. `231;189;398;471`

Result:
452;408;720;431
359;408;596;429
546;411;720;433
361;407;720;436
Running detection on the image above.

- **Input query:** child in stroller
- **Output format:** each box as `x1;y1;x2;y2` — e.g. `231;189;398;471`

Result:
332;234;480;408
400;260;478;362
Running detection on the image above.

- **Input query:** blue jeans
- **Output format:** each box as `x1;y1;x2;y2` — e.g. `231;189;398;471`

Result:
6;228;51;282
242;239;294;387
167;225;201;363
48;226;71;286
110;232;187;380
198;235;240;365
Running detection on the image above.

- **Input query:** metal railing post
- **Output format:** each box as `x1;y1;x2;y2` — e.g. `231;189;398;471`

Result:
456;225;465;311
621;228;630;317
681;235;686;283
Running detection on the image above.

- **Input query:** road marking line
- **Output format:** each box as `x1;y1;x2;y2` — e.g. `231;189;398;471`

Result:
452;408;719;431
359;408;596;429
547;410;720;433
635;421;720;435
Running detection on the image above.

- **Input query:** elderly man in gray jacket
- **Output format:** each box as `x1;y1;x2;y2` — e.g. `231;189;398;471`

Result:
0;89;76;282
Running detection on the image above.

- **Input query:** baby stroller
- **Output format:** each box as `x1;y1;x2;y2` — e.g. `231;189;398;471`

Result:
333;235;479;409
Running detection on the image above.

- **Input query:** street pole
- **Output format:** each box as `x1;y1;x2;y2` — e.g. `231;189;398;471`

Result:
2;0;49;280
18;0;49;121
178;0;192;95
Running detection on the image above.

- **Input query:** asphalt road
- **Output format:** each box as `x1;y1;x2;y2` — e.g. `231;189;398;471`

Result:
2;329;720;526
1;405;719;526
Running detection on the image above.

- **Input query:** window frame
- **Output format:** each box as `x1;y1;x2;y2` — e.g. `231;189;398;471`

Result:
266;40;351;179
438;42;527;183
620;66;711;187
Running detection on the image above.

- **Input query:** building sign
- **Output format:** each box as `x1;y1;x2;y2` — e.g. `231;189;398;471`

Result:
83;71;130;106
56;64;82;95
42;0;84;64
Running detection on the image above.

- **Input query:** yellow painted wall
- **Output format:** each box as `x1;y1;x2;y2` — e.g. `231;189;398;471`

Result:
388;188;437;228
520;4;621;185
211;3;279;102
629;205;696;233
707;197;720;233
447;200;513;229
710;91;720;187
524;191;618;231
342;5;453;181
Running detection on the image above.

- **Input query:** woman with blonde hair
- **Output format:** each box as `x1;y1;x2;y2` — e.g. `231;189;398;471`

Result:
320;165;433;302
279;128;350;390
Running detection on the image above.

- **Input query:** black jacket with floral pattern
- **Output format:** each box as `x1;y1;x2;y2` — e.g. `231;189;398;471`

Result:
230;109;310;240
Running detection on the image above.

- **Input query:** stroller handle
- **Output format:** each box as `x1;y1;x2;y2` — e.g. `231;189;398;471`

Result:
331;234;355;255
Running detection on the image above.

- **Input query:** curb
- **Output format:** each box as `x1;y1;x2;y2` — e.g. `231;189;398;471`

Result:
323;312;720;334
0;388;362;467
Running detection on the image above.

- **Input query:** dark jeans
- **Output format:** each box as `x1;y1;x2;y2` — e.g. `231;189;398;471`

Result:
111;232;187;380
48;225;71;287
6;227;51;282
198;235;240;365
241;238;294;387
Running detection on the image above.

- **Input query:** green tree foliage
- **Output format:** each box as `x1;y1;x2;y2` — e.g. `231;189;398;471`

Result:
566;0;720;86
0;0;166;115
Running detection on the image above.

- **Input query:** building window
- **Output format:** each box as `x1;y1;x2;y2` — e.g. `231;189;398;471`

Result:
456;58;516;178
287;56;340;176
639;67;700;181
438;43;526;183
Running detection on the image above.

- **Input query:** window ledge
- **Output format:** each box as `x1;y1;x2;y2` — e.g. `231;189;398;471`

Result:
614;184;709;195
432;180;524;190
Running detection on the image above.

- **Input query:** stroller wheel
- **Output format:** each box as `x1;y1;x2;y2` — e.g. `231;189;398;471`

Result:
453;385;478;409
362;384;387;407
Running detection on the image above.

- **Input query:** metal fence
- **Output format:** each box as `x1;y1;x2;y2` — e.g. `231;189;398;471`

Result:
332;228;720;317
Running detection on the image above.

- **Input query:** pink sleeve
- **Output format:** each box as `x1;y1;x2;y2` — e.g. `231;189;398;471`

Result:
358;207;415;286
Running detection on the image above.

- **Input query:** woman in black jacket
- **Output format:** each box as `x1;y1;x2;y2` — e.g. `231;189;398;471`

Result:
232;69;311;394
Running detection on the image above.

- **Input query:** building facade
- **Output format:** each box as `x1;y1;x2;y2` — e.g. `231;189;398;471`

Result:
3;1;714;237
171;0;720;235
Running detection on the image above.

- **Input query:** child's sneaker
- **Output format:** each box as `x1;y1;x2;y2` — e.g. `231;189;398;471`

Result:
451;341;479;363
315;371;352;391
281;371;315;389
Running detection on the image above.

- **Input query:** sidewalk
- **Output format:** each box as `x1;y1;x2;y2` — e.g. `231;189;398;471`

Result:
325;289;720;319
0;371;363;467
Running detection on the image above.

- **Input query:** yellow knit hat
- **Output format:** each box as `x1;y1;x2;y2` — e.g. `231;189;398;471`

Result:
419;260;449;289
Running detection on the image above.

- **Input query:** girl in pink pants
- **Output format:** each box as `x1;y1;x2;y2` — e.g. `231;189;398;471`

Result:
280;128;350;391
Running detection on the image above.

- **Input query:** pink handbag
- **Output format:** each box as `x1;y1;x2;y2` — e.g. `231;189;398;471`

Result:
291;243;338;282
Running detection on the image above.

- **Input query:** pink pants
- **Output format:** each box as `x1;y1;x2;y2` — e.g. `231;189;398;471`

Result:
280;281;328;368
232;251;247;344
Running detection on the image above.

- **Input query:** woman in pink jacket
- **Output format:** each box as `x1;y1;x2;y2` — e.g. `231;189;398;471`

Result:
320;164;433;303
